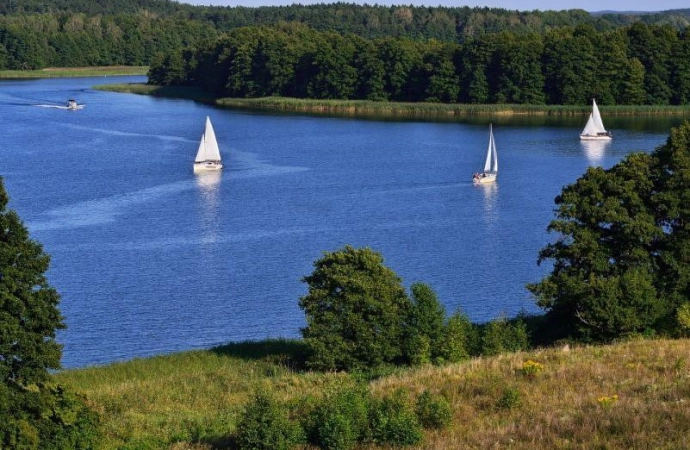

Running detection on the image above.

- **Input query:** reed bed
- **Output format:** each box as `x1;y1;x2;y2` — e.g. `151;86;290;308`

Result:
0;66;147;78
96;83;690;118
55;337;690;449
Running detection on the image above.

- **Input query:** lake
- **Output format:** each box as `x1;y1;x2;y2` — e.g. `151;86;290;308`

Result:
0;76;683;368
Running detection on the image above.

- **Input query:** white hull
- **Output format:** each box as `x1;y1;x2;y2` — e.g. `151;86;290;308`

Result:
474;173;497;184
580;134;612;141
194;161;223;172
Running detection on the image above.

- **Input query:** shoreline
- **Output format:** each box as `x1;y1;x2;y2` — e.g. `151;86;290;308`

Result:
94;82;690;119
0;66;148;79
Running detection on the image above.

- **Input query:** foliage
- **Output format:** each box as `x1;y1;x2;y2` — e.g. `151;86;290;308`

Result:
369;388;423;446
0;177;100;449
235;392;304;450
529;121;690;342
414;390;452;430
496;387;522;410
479;317;530;356
299;245;411;371
146;21;690;106
405;282;447;365
303;383;371;450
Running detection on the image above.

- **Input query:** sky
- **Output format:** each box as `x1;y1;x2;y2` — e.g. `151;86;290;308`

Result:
180;0;689;13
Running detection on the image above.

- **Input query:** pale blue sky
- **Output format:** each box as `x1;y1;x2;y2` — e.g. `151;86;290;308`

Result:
180;0;688;13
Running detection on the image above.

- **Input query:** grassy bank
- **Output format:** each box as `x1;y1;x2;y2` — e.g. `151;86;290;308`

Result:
55;337;690;449
0;66;148;78
96;82;690;119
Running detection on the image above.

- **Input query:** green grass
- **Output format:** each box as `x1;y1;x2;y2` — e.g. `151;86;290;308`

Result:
55;337;690;449
0;66;148;78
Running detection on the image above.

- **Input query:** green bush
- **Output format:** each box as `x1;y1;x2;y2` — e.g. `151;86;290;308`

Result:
415;390;452;430
369;389;423;446
304;384;371;450
480;317;529;356
496;387;522;410
235;392;304;450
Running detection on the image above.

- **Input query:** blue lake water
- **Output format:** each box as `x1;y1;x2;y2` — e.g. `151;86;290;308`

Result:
0;76;683;368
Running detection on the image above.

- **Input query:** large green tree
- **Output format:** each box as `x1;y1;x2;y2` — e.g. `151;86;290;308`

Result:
0;178;98;448
299;246;411;371
528;122;690;341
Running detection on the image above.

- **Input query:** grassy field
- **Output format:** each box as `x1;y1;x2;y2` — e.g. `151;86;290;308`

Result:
55;337;690;449
0;66;148;78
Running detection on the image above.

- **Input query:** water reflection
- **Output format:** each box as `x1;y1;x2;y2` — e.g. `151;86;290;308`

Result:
478;182;498;225
195;171;222;243
581;139;611;165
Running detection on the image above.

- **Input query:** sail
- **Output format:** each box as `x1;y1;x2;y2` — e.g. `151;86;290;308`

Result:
591;99;607;132
483;124;498;173
195;116;221;162
581;99;608;136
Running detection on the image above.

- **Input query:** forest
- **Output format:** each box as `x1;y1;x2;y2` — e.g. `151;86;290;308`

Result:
1;0;689;72
148;21;690;106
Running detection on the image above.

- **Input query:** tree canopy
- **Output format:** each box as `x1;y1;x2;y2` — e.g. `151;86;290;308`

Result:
528;121;690;342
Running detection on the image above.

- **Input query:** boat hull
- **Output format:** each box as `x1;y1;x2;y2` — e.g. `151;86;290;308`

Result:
194;161;223;172
580;134;612;141
473;173;497;184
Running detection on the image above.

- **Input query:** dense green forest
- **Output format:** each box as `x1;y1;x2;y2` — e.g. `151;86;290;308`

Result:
1;0;689;70
148;21;690;105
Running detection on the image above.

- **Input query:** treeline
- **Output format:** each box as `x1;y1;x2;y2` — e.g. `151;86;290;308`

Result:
1;0;690;70
149;22;690;105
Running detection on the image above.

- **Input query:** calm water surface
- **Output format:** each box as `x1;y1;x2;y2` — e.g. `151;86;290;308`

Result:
0;76;683;368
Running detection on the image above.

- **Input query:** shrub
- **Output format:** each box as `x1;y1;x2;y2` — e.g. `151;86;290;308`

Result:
235;392;304;450
480;317;529;356
369;389;423;446
415;390;452;430
496;387;522;410
304;384;371;450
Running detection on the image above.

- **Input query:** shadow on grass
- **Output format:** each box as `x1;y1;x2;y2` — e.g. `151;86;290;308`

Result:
210;338;310;371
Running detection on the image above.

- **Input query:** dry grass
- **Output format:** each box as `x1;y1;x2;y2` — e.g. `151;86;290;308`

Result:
56;338;690;449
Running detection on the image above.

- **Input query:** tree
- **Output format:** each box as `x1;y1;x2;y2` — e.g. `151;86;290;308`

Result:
405;282;446;365
528;123;690;341
299;246;411;371
0;177;99;448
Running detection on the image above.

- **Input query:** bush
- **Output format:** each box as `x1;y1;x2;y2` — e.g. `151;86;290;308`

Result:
369;389;423;446
415;390;452;430
235;392;304;450
304;384;371;450
479;317;529;356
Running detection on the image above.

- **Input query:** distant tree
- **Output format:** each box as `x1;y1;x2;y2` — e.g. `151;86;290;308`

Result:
299;246;411;371
0;177;99;448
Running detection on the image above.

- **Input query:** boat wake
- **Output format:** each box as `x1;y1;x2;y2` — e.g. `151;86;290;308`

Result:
34;104;85;110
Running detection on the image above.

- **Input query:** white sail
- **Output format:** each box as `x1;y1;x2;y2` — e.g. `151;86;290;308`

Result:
473;124;498;184
485;124;497;173
580;99;611;140
195;116;221;162
591;99;607;132
194;116;223;172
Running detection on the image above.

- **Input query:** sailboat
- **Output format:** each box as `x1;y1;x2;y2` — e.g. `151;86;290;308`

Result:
193;116;223;172
473;124;498;184
580;98;612;140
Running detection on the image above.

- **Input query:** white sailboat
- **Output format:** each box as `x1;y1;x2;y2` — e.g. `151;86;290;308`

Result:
580;98;612;140
473;124;498;184
194;116;223;172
